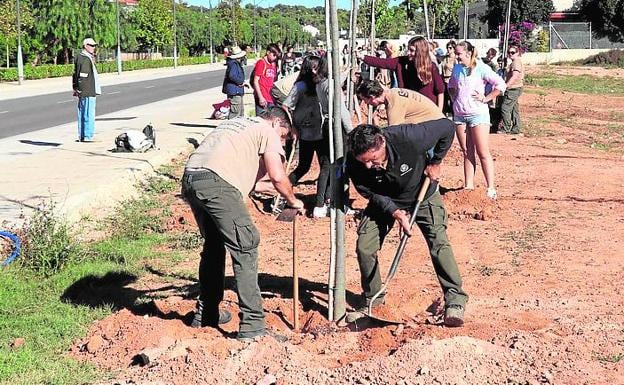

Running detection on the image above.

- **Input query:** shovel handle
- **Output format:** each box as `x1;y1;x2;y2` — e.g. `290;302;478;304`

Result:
293;216;299;331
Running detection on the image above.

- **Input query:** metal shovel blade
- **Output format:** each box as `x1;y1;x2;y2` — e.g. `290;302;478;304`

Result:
276;207;299;222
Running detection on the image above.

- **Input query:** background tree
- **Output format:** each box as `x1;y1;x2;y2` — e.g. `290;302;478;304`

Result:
0;0;34;67
427;0;463;37
130;0;173;52
576;0;624;43
484;0;554;36
29;0;115;64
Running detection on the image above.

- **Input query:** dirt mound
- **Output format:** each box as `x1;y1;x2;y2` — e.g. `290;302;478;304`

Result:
443;188;497;221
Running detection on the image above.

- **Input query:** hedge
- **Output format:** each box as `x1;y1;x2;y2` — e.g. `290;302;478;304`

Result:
0;56;220;82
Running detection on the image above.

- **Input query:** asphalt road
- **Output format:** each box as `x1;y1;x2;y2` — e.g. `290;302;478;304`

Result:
0;65;252;139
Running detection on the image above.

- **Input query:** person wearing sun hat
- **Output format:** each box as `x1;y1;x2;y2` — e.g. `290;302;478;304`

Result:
222;46;247;119
72;38;101;142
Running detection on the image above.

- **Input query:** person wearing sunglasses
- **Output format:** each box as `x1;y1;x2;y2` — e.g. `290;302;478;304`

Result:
500;44;524;135
72;38;101;142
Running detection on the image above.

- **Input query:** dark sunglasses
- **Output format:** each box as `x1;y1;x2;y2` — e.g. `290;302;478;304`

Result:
508;50;517;54
87;44;96;47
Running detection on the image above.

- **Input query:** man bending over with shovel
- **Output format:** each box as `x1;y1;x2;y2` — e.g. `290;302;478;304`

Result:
346;122;468;327
182;110;304;342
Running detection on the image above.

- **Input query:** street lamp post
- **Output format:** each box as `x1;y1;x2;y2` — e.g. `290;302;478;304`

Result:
16;0;24;85
208;1;214;63
115;0;122;74
172;0;178;68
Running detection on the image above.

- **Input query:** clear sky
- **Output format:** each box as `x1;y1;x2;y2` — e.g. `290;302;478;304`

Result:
181;0;396;11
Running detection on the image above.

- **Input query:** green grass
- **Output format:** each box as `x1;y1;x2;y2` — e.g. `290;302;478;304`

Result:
526;73;624;95
593;351;624;364
0;163;193;384
0;262;120;385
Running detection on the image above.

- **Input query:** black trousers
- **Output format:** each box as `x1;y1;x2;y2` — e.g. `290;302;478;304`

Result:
288;136;331;207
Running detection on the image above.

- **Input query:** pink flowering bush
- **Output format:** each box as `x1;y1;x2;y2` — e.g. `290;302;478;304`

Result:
498;21;540;52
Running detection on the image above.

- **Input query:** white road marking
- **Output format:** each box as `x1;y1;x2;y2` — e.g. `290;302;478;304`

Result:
145;85;155;89
107;91;121;95
0;111;8;114
57;99;74;104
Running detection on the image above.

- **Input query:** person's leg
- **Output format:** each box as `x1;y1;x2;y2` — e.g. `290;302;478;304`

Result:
83;97;96;139
228;95;243;118
186;172;265;334
356;210;393;303
288;139;314;185
182;175;227;327
471;123;495;191
415;191;468;310
456;123;475;189
511;87;522;134
501;88;519;133
314;137;331;208
77;97;86;140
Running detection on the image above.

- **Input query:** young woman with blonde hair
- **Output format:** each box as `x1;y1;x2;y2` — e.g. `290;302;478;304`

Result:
448;41;506;199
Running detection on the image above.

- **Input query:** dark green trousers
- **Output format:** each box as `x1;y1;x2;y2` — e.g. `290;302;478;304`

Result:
356;191;468;308
501;87;523;134
182;169;265;334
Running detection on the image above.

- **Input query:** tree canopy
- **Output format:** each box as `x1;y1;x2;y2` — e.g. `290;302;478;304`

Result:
576;0;624;43
484;0;555;36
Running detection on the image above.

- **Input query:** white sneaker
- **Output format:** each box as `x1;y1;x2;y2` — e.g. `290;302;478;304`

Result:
312;205;329;218
486;187;497;200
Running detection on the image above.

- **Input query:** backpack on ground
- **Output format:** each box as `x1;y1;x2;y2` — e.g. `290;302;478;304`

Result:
113;124;156;153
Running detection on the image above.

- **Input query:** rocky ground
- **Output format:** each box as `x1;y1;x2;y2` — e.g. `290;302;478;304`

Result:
70;65;624;385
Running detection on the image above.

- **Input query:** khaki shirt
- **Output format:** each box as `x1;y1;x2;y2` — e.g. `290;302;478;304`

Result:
186;118;285;195
507;57;524;89
386;88;445;126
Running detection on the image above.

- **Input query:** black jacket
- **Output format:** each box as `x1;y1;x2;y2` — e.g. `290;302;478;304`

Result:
347;119;454;216
72;52;97;97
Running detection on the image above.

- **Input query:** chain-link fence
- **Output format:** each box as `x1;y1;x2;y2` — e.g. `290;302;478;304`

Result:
549;22;624;50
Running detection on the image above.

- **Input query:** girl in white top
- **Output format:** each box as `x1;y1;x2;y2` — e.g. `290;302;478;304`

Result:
448;41;506;199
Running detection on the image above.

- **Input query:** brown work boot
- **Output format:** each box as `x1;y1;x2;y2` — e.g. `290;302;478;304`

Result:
443;304;465;327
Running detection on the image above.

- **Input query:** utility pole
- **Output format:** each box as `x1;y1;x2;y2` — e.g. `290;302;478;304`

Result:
172;0;178;68
16;0;24;85
115;0;122;74
231;0;236;44
209;1;214;63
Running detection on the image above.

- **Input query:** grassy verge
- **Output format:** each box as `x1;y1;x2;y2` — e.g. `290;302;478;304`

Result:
525;73;624;96
0;166;185;384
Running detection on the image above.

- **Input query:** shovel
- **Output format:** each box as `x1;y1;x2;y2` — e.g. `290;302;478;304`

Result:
276;207;301;330
364;177;431;325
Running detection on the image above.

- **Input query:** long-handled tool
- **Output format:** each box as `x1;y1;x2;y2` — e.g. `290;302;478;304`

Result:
276;207;300;330
366;177;431;324
271;138;298;214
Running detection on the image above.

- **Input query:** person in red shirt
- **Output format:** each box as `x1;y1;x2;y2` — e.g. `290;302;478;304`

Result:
253;43;281;116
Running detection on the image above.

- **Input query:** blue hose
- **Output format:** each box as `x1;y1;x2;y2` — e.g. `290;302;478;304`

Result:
0;231;21;266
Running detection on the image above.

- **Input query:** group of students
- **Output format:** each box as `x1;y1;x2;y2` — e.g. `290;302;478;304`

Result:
356;37;525;199
184;39;490;342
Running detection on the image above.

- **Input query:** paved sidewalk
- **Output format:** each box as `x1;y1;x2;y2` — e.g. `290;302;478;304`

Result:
0;62;257;227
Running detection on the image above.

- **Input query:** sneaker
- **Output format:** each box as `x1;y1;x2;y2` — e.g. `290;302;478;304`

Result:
190;302;232;328
312;205;329;218
236;329;288;343
444;304;465;327
486;187;497;200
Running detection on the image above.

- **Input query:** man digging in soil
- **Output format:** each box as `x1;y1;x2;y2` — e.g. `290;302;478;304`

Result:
346;123;468;327
181;110;304;342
